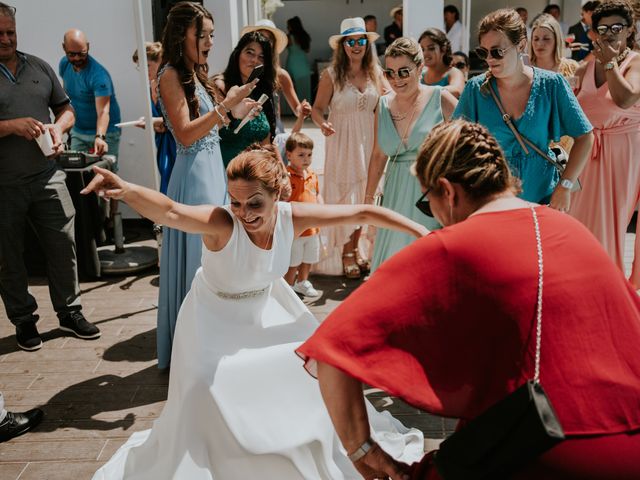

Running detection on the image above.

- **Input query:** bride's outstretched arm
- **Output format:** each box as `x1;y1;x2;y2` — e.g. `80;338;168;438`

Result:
291;202;429;239
81;166;222;235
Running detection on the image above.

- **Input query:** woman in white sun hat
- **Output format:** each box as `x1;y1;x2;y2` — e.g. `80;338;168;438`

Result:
312;17;388;279
241;19;304;134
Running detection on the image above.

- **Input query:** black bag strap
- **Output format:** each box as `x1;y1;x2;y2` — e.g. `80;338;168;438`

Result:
487;81;560;172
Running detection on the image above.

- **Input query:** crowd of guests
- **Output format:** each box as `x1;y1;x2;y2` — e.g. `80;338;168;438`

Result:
2;0;640;478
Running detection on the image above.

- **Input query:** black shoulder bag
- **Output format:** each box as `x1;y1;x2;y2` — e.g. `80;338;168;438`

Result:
433;207;565;480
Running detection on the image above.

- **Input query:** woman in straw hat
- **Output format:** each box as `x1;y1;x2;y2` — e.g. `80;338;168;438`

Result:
241;19;304;133
311;17;388;279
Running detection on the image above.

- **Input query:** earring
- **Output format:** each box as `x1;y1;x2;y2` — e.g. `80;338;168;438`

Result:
178;45;182;58
449;203;454;225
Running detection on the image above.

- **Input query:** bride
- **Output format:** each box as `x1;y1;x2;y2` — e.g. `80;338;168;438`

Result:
85;147;428;479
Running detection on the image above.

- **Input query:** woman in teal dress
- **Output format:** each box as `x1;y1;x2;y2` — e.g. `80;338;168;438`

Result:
453;9;593;208
214;31;275;166
156;3;258;368
285;16;312;103
418;28;465;98
365;38;458;271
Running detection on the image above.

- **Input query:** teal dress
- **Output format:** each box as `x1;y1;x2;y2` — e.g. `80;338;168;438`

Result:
371;88;443;272
219;112;270;167
453;68;592;202
420;67;450;87
285;42;312;103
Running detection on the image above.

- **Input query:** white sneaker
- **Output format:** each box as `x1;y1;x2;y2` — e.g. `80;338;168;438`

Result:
293;280;320;297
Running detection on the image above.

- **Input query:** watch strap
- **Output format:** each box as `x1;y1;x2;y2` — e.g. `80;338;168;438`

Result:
95;134;106;140
348;437;376;462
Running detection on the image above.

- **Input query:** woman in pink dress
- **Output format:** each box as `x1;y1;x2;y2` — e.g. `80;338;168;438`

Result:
311;17;387;278
569;0;640;286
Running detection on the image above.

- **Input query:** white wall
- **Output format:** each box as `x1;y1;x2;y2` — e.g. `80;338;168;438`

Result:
13;0;156;218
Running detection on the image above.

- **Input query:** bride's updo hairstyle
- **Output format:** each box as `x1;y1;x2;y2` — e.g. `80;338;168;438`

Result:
413;120;521;199
227;144;291;200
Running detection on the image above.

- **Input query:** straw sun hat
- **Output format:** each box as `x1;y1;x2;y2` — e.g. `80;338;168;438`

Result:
328;17;380;50
240;19;288;54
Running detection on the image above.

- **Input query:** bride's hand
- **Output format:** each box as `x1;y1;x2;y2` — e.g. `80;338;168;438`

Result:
353;444;411;480
80;166;129;200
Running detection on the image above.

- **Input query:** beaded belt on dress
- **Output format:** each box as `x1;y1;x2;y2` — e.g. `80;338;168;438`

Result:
214;285;269;300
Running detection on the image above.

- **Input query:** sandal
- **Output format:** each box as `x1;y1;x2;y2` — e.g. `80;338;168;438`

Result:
354;248;371;274
342;253;361;279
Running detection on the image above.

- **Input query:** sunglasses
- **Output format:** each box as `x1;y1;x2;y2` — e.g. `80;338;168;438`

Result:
415;189;433;217
66;50;88;58
475;45;513;60
595;23;627;35
344;38;368;48
383;65;416;80
453;61;467;69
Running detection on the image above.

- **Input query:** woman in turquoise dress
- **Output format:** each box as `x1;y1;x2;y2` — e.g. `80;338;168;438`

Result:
453;9;593;208
418;28;465;98
156;3;258;368
365;38;457;272
285;16;312;103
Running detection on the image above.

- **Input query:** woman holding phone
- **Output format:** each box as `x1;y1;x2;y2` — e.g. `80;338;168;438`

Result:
213;31;276;167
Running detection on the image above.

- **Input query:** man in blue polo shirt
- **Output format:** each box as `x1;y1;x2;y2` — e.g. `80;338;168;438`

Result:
59;28;122;221
0;2;100;351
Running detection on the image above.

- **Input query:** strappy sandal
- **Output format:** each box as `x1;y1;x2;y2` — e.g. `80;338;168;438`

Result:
342;253;361;279
353;248;371;274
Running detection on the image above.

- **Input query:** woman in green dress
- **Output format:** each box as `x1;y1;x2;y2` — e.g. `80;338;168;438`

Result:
285;16;312;104
365;37;457;272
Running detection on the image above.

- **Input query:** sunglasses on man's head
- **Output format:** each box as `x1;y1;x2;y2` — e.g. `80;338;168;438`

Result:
344;38;368;48
415;189;433;217
475;45;513;60
453;61;467;69
595;23;627;35
383;66;415;80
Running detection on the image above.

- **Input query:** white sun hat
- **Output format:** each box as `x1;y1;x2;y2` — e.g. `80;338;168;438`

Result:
240;19;288;55
390;4;403;18
328;17;380;50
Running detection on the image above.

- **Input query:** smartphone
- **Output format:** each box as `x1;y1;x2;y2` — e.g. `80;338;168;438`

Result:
246;64;264;83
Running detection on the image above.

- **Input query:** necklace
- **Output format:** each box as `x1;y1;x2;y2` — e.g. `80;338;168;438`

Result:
390;89;421;123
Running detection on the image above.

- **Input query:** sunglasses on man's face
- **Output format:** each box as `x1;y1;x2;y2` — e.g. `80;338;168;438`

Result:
595;23;627;35
475;45;513;60
415;189;433;217
453;61;467;69
383;66;415;80
66;50;88;58
344;38;368;48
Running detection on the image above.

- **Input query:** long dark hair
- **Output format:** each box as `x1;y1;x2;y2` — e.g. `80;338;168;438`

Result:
223;31;278;139
419;28;453;66
160;1;217;119
287;16;311;52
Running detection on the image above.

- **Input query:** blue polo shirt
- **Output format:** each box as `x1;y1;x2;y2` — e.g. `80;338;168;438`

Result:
59;55;121;134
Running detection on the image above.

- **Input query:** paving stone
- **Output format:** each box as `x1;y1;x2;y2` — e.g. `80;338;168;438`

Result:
0;463;26;480
18;461;106;479
0;439;106;462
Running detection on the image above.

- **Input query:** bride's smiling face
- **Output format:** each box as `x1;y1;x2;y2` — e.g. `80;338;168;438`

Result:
228;179;278;233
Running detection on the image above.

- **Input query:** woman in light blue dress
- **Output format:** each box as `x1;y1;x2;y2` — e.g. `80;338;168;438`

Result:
365;38;458;272
453;9;593;208
285;16;312;103
155;3;258;368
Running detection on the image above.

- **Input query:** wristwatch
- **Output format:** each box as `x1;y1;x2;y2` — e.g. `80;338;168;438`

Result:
95;134;106;140
604;60;617;71
560;178;575;190
348;437;376;462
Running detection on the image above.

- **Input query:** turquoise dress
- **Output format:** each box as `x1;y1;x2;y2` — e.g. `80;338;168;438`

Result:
219;113;270;167
285;42;312;103
420;67;450;87
156;67;227;369
453;68;592;202
371;88;443;272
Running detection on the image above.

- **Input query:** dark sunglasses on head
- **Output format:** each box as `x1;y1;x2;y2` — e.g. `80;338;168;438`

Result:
344;38;368;48
66;50;88;58
453;61;467;69
383;66;415;80
415;189;433;217
475;45;513;60
595;23;627;35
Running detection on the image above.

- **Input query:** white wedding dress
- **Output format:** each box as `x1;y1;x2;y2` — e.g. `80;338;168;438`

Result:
93;203;424;479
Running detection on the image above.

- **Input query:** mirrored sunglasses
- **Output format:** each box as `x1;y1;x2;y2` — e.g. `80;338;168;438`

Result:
383;66;415;80
595;23;627;35
344;38;368;48
415;189;433;217
475;45;513;60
